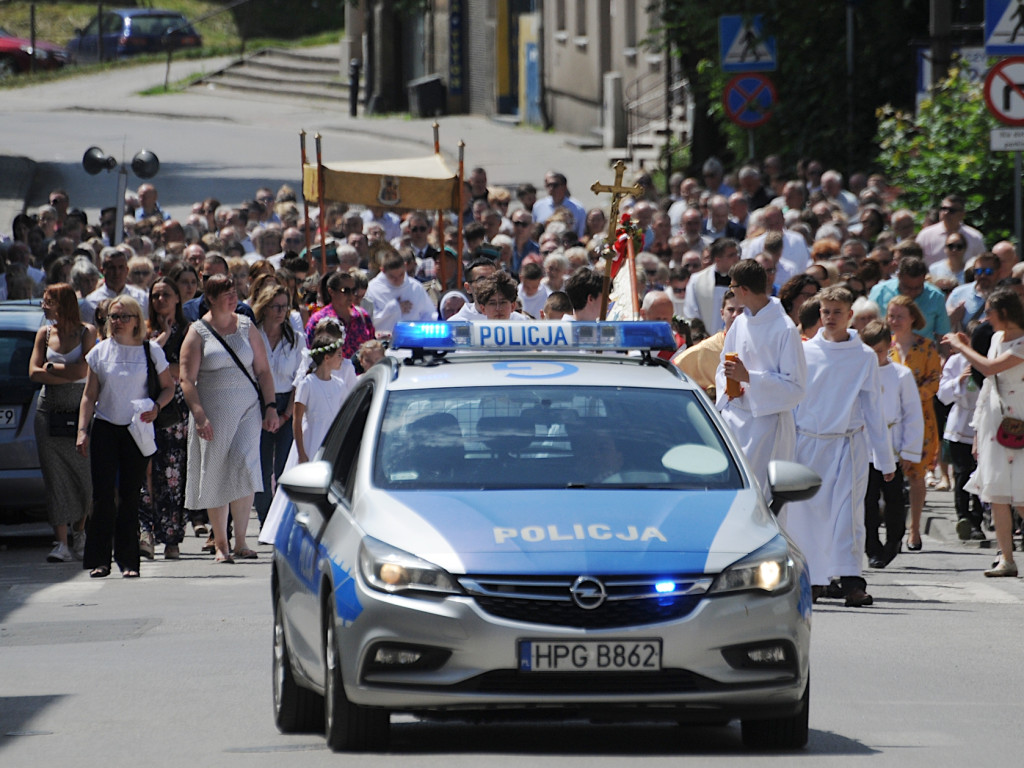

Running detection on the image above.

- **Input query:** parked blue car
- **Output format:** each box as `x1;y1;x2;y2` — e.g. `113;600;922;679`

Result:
66;8;202;65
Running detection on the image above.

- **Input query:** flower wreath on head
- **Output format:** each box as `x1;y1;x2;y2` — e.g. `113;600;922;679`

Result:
311;337;344;357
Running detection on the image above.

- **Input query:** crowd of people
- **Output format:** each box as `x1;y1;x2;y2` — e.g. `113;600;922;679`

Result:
3;157;1023;589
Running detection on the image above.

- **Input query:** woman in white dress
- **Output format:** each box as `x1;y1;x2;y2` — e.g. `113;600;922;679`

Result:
945;288;1024;577
180;274;279;563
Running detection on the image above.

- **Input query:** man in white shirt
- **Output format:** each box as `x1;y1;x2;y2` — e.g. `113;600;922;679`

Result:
683;238;740;334
80;247;148;324
365;251;437;333
915;194;986;267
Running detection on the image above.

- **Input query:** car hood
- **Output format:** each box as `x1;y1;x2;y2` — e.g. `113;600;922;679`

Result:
356;488;778;575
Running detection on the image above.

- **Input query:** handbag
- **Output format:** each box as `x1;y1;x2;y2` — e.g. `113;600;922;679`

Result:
993;375;1024;449
143;340;186;429
47;411;78;438
200;319;266;414
43;326;80;438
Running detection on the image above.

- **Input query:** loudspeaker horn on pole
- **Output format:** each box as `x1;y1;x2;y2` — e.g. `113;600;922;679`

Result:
82;146;117;175
131;150;160;179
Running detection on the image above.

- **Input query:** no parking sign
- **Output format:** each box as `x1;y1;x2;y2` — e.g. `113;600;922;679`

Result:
722;74;776;128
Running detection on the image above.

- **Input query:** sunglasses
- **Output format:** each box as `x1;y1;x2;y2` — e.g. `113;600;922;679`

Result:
334;286;355;295
945;242;966;251
513;221;531;227
269;302;290;311
108;313;134;322
940;206;963;213
410;226;429;233
974;267;995;276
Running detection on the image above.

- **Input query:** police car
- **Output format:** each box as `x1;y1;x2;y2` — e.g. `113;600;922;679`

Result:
270;320;820;751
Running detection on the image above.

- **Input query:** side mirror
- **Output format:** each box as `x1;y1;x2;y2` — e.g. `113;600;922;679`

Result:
279;460;333;506
767;460;821;516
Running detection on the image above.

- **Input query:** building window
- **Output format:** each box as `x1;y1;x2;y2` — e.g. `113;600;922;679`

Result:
576;0;587;37
556;0;566;32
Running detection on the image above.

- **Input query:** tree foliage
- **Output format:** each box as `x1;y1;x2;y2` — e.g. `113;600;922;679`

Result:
652;1;929;176
875;65;1015;243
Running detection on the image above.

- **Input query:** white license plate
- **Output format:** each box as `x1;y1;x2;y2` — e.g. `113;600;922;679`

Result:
0;406;20;429
518;639;662;672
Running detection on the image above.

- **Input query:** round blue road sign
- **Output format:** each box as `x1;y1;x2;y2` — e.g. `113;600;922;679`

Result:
723;73;777;128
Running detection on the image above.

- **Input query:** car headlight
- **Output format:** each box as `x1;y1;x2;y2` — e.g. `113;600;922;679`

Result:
709;535;793;595
358;537;460;596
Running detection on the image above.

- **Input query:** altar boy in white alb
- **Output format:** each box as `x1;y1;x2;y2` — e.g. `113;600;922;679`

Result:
715;259;806;496
780;287;896;608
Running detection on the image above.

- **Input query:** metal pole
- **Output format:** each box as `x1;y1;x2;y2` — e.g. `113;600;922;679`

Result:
30;4;36;75
299;130;312;256
663;32;672;195
457;140;465;287
1017;151;1023;262
846;1;855;173
315;133;327;276
114;165;127;246
747;129;754;161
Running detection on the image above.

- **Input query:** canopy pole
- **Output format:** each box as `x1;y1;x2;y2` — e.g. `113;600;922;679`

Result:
432;121;440;155
315;133;328;276
457;140;465;288
299;130;312;256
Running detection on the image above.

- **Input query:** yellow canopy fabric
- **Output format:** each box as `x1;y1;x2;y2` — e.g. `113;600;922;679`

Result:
303;154;460;211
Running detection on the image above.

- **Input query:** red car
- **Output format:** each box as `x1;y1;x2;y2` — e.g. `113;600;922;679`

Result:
0;27;67;77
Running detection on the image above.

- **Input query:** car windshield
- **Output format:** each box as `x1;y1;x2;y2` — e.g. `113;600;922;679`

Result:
130;15;188;36
373;385;742;490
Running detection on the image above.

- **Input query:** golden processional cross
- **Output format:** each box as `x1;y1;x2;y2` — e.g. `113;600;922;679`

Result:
591;160;643;320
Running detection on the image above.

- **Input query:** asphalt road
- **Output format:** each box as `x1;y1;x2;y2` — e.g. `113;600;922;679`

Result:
2;511;1023;767
0;49;614;230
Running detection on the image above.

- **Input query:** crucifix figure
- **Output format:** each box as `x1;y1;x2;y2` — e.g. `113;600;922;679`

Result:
591;160;643;320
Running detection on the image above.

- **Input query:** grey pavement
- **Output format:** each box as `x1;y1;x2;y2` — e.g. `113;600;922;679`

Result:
1;46;614;229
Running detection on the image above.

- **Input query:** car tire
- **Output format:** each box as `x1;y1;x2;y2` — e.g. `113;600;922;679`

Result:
740;676;809;750
0;56;18;79
273;594;323;733
324;608;389;752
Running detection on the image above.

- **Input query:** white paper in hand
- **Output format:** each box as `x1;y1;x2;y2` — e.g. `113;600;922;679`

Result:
129;398;157;457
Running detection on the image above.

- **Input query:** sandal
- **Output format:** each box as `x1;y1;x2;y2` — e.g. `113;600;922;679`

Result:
122;570;140;578
193;522;209;538
89;566;111;578
202;535;216;554
214;553;235;564
233;548;258;560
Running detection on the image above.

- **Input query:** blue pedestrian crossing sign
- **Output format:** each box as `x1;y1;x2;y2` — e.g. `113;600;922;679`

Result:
720;15;777;73
986;0;1024;56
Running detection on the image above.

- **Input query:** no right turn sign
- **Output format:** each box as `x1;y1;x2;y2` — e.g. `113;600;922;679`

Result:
984;57;1024;125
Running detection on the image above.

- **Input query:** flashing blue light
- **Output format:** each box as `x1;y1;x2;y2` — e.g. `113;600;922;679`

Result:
391;321;676;351
654;580;676;594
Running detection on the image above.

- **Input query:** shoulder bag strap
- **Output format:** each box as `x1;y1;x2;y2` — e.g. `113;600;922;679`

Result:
143;339;160;402
200;319;265;411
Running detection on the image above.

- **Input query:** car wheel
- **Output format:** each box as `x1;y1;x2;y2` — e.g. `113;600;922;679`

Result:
273;594;323;733
324;609;389;752
0;56;19;80
740;677;809;750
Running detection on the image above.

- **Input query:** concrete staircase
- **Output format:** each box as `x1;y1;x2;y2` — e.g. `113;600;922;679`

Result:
189;47;360;107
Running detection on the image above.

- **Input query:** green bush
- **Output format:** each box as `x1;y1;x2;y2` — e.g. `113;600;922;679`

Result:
875;65;1015;244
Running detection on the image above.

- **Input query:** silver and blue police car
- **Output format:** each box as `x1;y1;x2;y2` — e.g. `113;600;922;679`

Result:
270;320;820;751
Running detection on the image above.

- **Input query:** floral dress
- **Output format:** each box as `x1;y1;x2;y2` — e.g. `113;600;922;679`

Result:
304;303;375;358
139;324;188;545
889;334;942;479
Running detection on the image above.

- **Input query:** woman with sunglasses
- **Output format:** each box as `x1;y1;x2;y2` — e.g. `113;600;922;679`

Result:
77;297;174;578
304;269;375;357
138;278;189;560
252;283;306;529
929;233;968;285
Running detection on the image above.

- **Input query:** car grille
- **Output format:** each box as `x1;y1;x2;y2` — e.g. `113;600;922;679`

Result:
458;574;712;629
449;669;714;694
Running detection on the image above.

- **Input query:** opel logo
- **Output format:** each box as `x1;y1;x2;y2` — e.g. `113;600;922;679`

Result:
570;575;607;610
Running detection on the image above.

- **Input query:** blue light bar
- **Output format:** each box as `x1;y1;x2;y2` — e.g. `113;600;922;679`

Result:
391;321;676;351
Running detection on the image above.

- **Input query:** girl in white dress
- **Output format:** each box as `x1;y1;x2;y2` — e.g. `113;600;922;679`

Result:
258;326;356;544
293;332;350;463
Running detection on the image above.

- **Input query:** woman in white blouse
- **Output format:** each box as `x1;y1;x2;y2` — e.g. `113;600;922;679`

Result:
252;283;306;528
77;297;174;578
